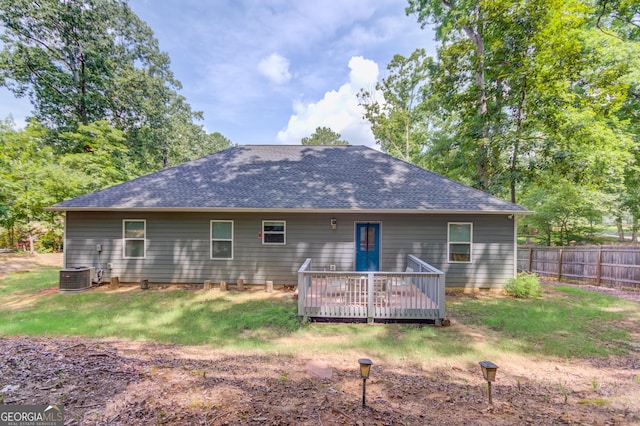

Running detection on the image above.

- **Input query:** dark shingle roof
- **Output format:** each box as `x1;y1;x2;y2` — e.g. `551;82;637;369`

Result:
51;145;528;213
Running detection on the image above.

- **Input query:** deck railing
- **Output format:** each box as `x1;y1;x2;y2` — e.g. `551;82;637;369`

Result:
297;255;446;323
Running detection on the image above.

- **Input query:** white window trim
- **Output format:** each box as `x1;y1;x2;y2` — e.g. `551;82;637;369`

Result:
123;219;146;259
210;220;234;260
447;222;473;263
262;220;286;245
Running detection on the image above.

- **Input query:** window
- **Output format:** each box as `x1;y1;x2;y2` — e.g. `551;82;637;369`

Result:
448;222;472;263
123;219;146;259
262;220;286;244
211;220;233;259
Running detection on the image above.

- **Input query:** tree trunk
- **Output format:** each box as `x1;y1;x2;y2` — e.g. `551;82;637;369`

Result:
615;216;625;242
405;119;410;161
439;0;490;190
462;8;490;191
511;81;527;204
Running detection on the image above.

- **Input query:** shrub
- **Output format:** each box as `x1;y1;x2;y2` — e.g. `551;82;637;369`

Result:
504;272;543;299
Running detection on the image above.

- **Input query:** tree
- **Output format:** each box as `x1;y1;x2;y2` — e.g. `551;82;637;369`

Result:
359;49;432;162
406;0;638;205
522;177;614;246
301;127;348;145
0;121;56;251
0;119;144;251
1;0;172;129
0;0;220;171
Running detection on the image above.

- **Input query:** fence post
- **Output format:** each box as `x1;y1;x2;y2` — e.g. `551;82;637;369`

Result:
557;249;563;281
528;248;533;273
596;249;602;286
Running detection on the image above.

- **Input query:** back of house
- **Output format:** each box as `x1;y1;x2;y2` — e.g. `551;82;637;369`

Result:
50;145;529;290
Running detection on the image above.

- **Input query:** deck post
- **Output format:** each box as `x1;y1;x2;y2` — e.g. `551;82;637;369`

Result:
298;258;312;318
438;271;446;322
367;272;374;324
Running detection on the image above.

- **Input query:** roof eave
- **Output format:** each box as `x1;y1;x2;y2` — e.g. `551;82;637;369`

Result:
48;206;533;215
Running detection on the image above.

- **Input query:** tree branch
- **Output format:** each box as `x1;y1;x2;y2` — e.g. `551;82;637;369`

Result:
25;62;74;104
595;1;627;41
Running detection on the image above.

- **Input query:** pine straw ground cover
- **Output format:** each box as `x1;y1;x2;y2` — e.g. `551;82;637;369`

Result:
0;310;639;425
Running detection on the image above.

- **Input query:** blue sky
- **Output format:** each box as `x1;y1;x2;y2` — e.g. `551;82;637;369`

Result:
0;0;436;147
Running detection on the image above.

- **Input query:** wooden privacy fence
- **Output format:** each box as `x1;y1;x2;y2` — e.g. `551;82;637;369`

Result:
517;246;640;288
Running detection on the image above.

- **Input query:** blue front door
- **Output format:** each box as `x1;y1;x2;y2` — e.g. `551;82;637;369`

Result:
356;223;380;271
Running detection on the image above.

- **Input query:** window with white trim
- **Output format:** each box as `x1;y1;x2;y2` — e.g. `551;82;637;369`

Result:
123;219;146;259
262;220;286;245
448;222;472;263
211;220;233;259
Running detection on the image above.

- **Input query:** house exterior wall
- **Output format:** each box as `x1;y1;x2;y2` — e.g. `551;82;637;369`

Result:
64;211;515;288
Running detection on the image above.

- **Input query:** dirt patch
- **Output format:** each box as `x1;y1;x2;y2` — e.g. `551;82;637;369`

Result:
0;253;62;278
0;333;638;425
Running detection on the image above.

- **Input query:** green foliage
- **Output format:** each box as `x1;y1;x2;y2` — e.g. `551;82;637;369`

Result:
359;48;431;162
34;226;63;253
301;126;348;145
521;178;615;246
0;120;139;249
504;272;543;299
402;0;640;214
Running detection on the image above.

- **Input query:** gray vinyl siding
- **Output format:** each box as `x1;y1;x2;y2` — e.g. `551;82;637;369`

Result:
64;211;515;288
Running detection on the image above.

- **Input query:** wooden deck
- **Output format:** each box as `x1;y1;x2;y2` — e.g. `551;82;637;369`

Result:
298;255;446;323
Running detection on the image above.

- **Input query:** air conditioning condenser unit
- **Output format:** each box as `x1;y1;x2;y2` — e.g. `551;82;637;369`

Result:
59;267;95;292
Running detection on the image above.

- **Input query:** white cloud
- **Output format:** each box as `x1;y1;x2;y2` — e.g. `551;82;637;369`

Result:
277;56;379;147
257;53;292;85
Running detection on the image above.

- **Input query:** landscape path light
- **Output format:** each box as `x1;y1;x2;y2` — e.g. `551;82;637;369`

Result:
479;361;499;405
358;358;373;407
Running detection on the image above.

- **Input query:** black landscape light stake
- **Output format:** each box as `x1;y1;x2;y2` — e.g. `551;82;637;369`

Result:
479;361;499;405
358;358;373;407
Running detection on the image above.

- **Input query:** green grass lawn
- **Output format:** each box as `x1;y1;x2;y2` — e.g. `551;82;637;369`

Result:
0;268;637;365
447;287;636;358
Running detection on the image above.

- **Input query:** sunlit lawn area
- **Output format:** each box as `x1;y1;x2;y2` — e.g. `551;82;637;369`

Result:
0;267;637;365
